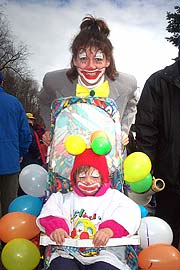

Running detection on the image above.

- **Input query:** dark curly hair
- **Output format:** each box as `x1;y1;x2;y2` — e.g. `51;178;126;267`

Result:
66;15;118;82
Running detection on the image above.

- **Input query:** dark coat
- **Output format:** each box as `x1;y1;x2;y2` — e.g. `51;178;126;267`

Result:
21;124;42;169
135;59;180;193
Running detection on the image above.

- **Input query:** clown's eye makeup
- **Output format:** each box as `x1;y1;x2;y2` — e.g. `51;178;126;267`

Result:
91;169;100;178
78;172;86;178
78;50;87;61
95;50;104;61
78;169;100;179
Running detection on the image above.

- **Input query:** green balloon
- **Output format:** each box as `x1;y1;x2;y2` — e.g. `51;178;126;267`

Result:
1;238;40;270
126;173;152;193
91;136;111;155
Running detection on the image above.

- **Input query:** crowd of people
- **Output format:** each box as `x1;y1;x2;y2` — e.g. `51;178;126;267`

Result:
0;13;180;270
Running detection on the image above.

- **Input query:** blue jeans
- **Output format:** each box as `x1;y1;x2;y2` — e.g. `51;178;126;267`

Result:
48;256;120;270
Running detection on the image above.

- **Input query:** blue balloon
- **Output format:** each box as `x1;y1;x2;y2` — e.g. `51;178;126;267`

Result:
8;195;43;216
139;204;149;218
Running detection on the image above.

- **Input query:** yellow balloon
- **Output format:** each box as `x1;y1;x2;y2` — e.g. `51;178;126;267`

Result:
124;152;152;182
1;238;40;270
64;135;86;155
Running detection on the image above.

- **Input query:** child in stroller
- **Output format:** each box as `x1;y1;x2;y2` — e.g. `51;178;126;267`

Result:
37;147;141;270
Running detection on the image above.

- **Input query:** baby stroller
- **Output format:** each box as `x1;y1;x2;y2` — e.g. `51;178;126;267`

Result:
40;96;140;270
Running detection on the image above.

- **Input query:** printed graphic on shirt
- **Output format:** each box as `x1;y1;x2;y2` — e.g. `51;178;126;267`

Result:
70;209;103;256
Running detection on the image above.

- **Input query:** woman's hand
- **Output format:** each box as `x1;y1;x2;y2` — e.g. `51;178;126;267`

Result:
50;228;70;245
93;228;113;247
122;132;129;147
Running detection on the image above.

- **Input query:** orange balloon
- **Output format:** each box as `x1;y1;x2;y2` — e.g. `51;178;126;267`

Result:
138;243;180;270
0;212;40;243
90;130;108;142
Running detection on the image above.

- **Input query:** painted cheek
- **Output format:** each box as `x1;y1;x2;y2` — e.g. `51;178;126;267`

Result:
74;59;88;69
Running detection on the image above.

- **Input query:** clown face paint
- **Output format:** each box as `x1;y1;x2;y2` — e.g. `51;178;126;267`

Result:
73;47;110;86
76;167;102;195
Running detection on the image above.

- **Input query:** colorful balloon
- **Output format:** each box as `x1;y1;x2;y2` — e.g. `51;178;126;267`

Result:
91;136;111;155
0;212;40;243
138;205;149;218
90;130;108;142
19;164;48;197
8;195;43;216
138;216;173;249
1;238;40;270
125;173;152;193
138;244;180;270
64;135;86;155
124;152;152;182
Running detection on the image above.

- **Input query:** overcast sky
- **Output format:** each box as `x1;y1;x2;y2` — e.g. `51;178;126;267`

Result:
1;0;179;92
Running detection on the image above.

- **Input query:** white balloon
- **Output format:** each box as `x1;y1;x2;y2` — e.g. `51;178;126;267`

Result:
19;164;48;197
138;216;173;249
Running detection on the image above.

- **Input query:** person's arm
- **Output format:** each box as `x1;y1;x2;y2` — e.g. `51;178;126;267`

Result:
93;221;128;247
39;215;70;236
36;192;71;229
102;190;141;236
98;220;129;238
39;72;56;131
92;190;140;247
109;72;138;137
18;106;32;156
36;192;72;245
39;215;70;245
39;69;75;130
135;74;161;164
121;77;138;136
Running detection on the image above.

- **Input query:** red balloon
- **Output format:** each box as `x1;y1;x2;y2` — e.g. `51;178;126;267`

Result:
138;243;180;270
0;212;40;243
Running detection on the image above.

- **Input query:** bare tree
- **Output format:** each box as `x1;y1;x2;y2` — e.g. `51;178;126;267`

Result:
0;10;29;77
0;8;43;124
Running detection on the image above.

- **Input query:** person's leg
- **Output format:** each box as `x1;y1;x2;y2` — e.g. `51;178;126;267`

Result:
88;261;120;270
0;173;19;216
155;189;180;248
48;257;81;270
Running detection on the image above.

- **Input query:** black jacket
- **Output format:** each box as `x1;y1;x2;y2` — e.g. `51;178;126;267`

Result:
21;124;42;169
135;59;180;193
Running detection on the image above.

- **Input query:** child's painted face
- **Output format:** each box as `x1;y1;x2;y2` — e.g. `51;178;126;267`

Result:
73;47;110;86
76;167;102;196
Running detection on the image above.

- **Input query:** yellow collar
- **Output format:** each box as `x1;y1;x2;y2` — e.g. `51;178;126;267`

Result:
76;80;109;98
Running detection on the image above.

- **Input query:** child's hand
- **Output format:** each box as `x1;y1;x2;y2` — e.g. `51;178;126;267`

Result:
93;228;113;247
50;228;70;245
